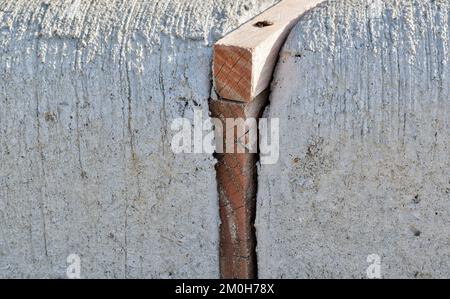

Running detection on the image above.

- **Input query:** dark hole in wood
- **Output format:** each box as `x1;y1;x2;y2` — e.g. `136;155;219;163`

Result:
254;20;273;28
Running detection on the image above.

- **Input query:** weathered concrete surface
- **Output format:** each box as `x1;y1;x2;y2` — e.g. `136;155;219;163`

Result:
0;0;279;278
257;0;450;278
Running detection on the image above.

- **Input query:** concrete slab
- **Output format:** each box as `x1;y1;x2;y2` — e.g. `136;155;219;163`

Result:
0;0;279;278
256;0;450;279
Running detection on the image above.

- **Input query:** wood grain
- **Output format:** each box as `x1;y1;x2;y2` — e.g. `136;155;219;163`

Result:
209;91;269;278
213;0;323;102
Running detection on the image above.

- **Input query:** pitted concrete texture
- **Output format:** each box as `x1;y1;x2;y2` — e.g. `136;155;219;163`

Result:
256;0;450;278
0;0;279;278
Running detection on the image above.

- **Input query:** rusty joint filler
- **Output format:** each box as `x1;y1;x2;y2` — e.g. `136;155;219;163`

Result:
209;0;323;279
